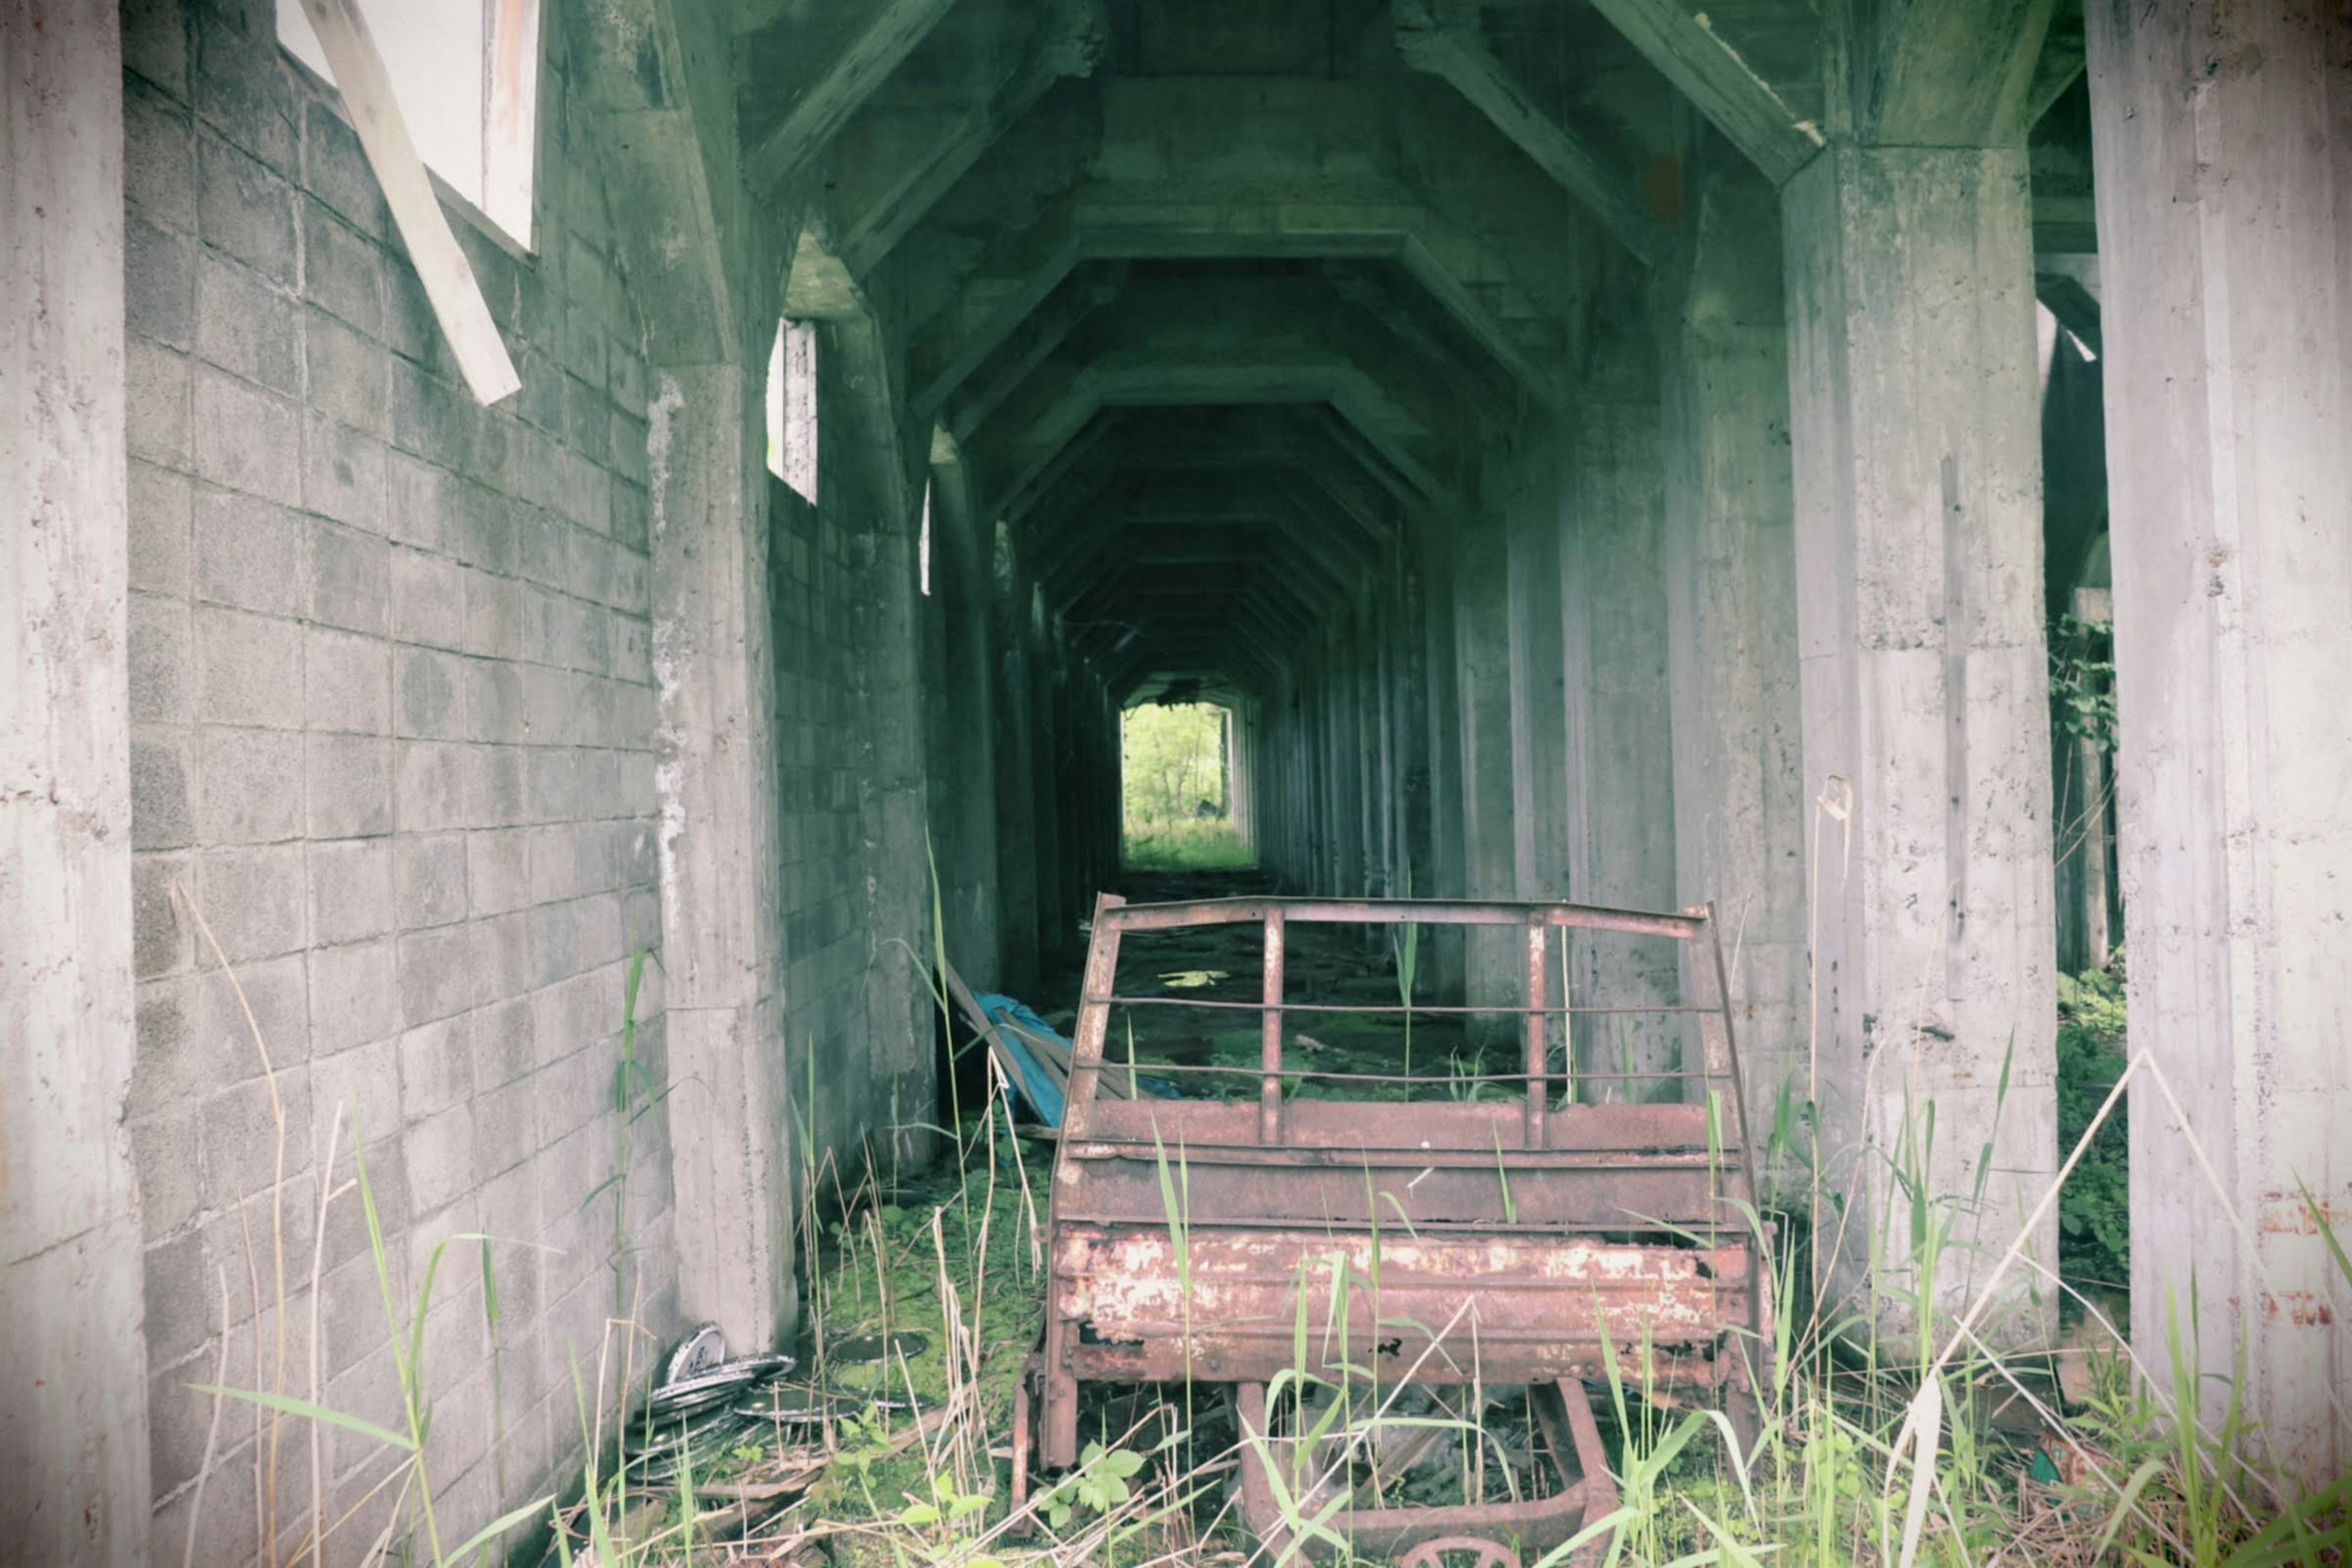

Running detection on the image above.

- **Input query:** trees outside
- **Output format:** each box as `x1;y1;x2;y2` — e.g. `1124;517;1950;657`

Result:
1121;703;1228;824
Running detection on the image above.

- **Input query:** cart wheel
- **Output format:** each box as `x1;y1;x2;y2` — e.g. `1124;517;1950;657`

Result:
1398;1537;1523;1568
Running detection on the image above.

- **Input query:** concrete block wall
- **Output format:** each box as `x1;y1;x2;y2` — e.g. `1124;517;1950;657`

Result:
121;2;676;1556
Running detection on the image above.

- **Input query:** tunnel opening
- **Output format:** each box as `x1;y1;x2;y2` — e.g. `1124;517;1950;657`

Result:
1118;698;1249;872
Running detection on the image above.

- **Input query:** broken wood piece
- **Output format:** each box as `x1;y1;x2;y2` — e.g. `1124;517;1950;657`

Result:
297;0;522;404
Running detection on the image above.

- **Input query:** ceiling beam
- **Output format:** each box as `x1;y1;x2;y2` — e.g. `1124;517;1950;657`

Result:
1584;0;1824;187
744;0;962;197
1393;0;1667;266
839;2;1107;274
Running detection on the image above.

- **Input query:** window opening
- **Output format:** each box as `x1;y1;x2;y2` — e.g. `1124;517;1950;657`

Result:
767;320;819;504
1120;702;1250;870
277;0;541;249
919;480;933;597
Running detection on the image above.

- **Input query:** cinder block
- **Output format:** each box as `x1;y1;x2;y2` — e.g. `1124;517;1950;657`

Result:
141;1229;216;1370
476;910;532;1004
524;748;577;821
306;733;393;839
123;7;190;115
382;252;439;367
301;198;383;338
608;341;646;412
309;1036;401;1175
130;1105;203;1244
514;506;565;589
195;251;298;393
129;459;194;595
458;581;524;672
191;3;296;175
469;407;514;493
194;485;304;616
304;625;391;734
471;1074;538;1180
608;480;650;551
390;356;473;472
395;742;469;837
306;305;390;436
193;364;300;505
309;518;390;634
465;829;530;917
308;838;394;947
196;844;307;965
134;851;194;980
398;1012;474;1123
395;646;465;739
310;938;400;1055
124;80;195;227
196;130;296;284
384;450;450;552
200;1065;312;1208
196;605;303;728
608;408;650;488
303;411;389;532
132;736;195;851
301;99;389;241
464;744;526;830
450;480;517;575
127;337;192;467
460;654;526;743
194;726;304;843
391;546;469;651
128;217;195;349
557;449;609;535
394;831;467;929
402;1101;478;1215
129;592;194;725
470;995;537;1098
564;375;609;465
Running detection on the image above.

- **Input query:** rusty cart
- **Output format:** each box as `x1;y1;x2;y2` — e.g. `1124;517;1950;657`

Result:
1010;893;1770;1564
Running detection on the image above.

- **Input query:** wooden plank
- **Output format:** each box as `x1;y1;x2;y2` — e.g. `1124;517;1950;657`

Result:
297;0;520;404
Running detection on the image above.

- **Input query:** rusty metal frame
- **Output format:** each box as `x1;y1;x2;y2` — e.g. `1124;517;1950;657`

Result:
1022;892;1768;1551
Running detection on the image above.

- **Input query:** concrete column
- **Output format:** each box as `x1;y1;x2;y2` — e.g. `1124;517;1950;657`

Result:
1782;145;2057;1348
1453;493;1520;1036
1657;148;1807;1141
990;532;1042;992
1;7;154;1559
1559;380;1682;1097
1393;550;1436;904
649;362;795;1346
2088;0;2352;1477
1507;450;1571;904
1420;529;1467;997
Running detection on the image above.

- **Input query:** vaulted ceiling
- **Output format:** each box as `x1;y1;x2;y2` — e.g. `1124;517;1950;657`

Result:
733;0;2090;707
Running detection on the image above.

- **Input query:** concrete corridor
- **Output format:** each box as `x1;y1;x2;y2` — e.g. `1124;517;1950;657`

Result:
6;0;2351;1559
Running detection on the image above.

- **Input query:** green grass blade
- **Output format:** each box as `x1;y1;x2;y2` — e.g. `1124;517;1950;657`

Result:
187;1385;414;1452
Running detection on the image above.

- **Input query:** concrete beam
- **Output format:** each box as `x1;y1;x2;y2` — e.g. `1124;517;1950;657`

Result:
1393;0;1668;266
1586;0;1824;187
839;2;1107;275
743;0;963;196
948;265;1125;443
909;187;1565;417
1;7;153;1559
2087;0;2352;1478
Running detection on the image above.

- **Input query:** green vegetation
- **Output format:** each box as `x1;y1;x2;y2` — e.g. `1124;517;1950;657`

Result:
2058;959;2132;1294
1121;702;1251;869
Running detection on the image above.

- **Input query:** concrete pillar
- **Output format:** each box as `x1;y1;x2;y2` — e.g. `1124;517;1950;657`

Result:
2087;0;2352;1477
1559;377;1683;1097
1453;492;1520;1036
1393;549;1436;905
1507;450;1571;905
1657;147;1807;1142
1;7;154;1559
1420;529;1468;997
649;361;796;1346
1782;144;2057;1348
991;530;1042;992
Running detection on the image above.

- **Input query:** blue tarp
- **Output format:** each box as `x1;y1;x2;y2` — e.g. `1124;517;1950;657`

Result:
974;991;1182;1126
